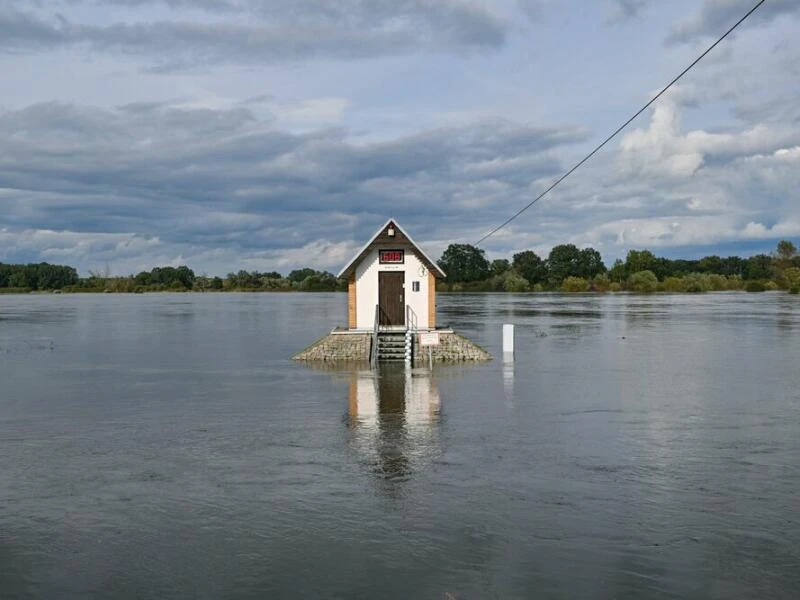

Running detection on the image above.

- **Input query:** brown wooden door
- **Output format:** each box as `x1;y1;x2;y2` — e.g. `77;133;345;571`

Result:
378;272;405;326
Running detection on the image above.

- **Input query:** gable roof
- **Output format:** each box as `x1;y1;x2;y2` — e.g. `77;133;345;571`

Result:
337;218;446;279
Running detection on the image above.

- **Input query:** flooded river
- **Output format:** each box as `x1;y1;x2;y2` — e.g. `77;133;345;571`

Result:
1;292;799;598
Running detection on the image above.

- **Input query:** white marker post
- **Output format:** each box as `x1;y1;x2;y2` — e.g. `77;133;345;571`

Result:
502;324;514;359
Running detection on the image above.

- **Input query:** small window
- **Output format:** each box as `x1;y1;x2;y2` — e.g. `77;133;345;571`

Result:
412;281;420;292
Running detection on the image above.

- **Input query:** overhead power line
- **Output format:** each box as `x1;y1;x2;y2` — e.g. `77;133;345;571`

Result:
474;0;767;246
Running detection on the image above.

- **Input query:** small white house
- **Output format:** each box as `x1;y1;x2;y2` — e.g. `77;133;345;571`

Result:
337;219;446;330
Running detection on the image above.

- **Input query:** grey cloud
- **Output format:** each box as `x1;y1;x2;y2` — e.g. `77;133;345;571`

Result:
515;0;547;22
733;96;800;125
0;1;509;68
2;93;796;273
668;0;800;44
0;101;586;267
608;0;651;21
77;0;242;11
0;8;66;51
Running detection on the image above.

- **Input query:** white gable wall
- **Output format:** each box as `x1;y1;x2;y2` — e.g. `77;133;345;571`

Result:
354;248;431;329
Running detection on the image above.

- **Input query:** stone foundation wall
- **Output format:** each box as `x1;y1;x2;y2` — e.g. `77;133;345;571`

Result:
293;330;491;363
293;333;371;362
413;332;491;363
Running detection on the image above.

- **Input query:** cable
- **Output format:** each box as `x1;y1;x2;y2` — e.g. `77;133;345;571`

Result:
474;0;767;246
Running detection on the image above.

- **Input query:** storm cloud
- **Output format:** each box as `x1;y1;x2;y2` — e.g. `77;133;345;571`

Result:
0;0;509;69
0;99;590;273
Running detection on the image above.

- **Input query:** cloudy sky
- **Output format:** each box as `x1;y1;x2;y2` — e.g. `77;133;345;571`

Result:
1;0;798;276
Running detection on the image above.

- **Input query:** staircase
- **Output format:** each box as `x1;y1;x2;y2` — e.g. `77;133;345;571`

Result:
369;304;415;366
375;332;408;362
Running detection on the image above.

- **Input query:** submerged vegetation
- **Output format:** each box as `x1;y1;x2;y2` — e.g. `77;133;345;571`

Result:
1;240;798;295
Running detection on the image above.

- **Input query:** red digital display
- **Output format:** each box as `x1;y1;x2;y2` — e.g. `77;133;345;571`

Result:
379;249;404;264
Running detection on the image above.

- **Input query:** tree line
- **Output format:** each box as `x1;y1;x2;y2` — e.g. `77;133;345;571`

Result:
0;263;78;290
436;240;800;294
1;239;798;294
0;264;344;293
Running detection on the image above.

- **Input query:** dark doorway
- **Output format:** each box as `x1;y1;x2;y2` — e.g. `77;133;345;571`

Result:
378;272;405;326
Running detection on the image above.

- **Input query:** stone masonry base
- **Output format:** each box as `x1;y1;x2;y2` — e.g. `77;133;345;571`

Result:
412;331;491;363
292;330;491;363
292;332;371;362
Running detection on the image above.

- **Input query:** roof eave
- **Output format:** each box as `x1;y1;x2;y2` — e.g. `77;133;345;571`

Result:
337;218;446;279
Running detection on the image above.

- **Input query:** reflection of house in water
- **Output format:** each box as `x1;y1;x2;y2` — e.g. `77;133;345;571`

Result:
347;366;441;484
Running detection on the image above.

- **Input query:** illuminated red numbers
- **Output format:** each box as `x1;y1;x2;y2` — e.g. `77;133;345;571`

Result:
379;250;404;264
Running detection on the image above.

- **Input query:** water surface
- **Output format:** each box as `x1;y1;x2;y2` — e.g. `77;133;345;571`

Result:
1;292;799;599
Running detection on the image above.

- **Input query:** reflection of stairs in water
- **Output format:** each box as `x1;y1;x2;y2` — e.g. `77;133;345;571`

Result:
376;332;408;361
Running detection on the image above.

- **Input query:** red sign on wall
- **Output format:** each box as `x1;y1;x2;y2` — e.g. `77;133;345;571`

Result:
379;249;404;264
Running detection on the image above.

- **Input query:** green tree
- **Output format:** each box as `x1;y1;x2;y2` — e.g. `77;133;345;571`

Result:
236;270;258;288
706;274;728;291
576;248;606;279
608;259;626;282
546;244;582;286
745;280;766;292
174;266;196;288
782;267;800;294
745;254;772;280
625;249;657;276
562;276;589;292
774;240;798;283
296;271;344;291
288;268;317;283
500;270;529;292
0;262;77;290
591;273;610;292
668;259;699;278
661;277;683;292
648;257;672;280
8;271;29;288
628;270;658;293
682;273;711;293
776;240;797;262
697;255;723;274
437;244;490;282
134;271;152;286
545;244;605;284
490;259;511;277
719;256;746;277
512;250;545;284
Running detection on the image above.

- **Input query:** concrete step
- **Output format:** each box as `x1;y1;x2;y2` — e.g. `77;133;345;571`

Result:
375;332;411;362
378;345;407;352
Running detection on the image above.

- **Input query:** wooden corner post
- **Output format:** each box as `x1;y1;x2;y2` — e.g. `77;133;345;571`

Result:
428;271;436;329
348;274;357;329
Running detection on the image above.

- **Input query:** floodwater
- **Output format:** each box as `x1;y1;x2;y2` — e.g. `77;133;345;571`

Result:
1;292;799;599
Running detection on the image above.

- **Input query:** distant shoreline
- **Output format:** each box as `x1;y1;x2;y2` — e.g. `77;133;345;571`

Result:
1;288;793;296
0;288;341;295
2;239;798;295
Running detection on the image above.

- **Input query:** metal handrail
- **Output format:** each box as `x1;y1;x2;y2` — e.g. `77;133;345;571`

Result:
405;304;418;332
405;304;418;365
370;304;380;367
